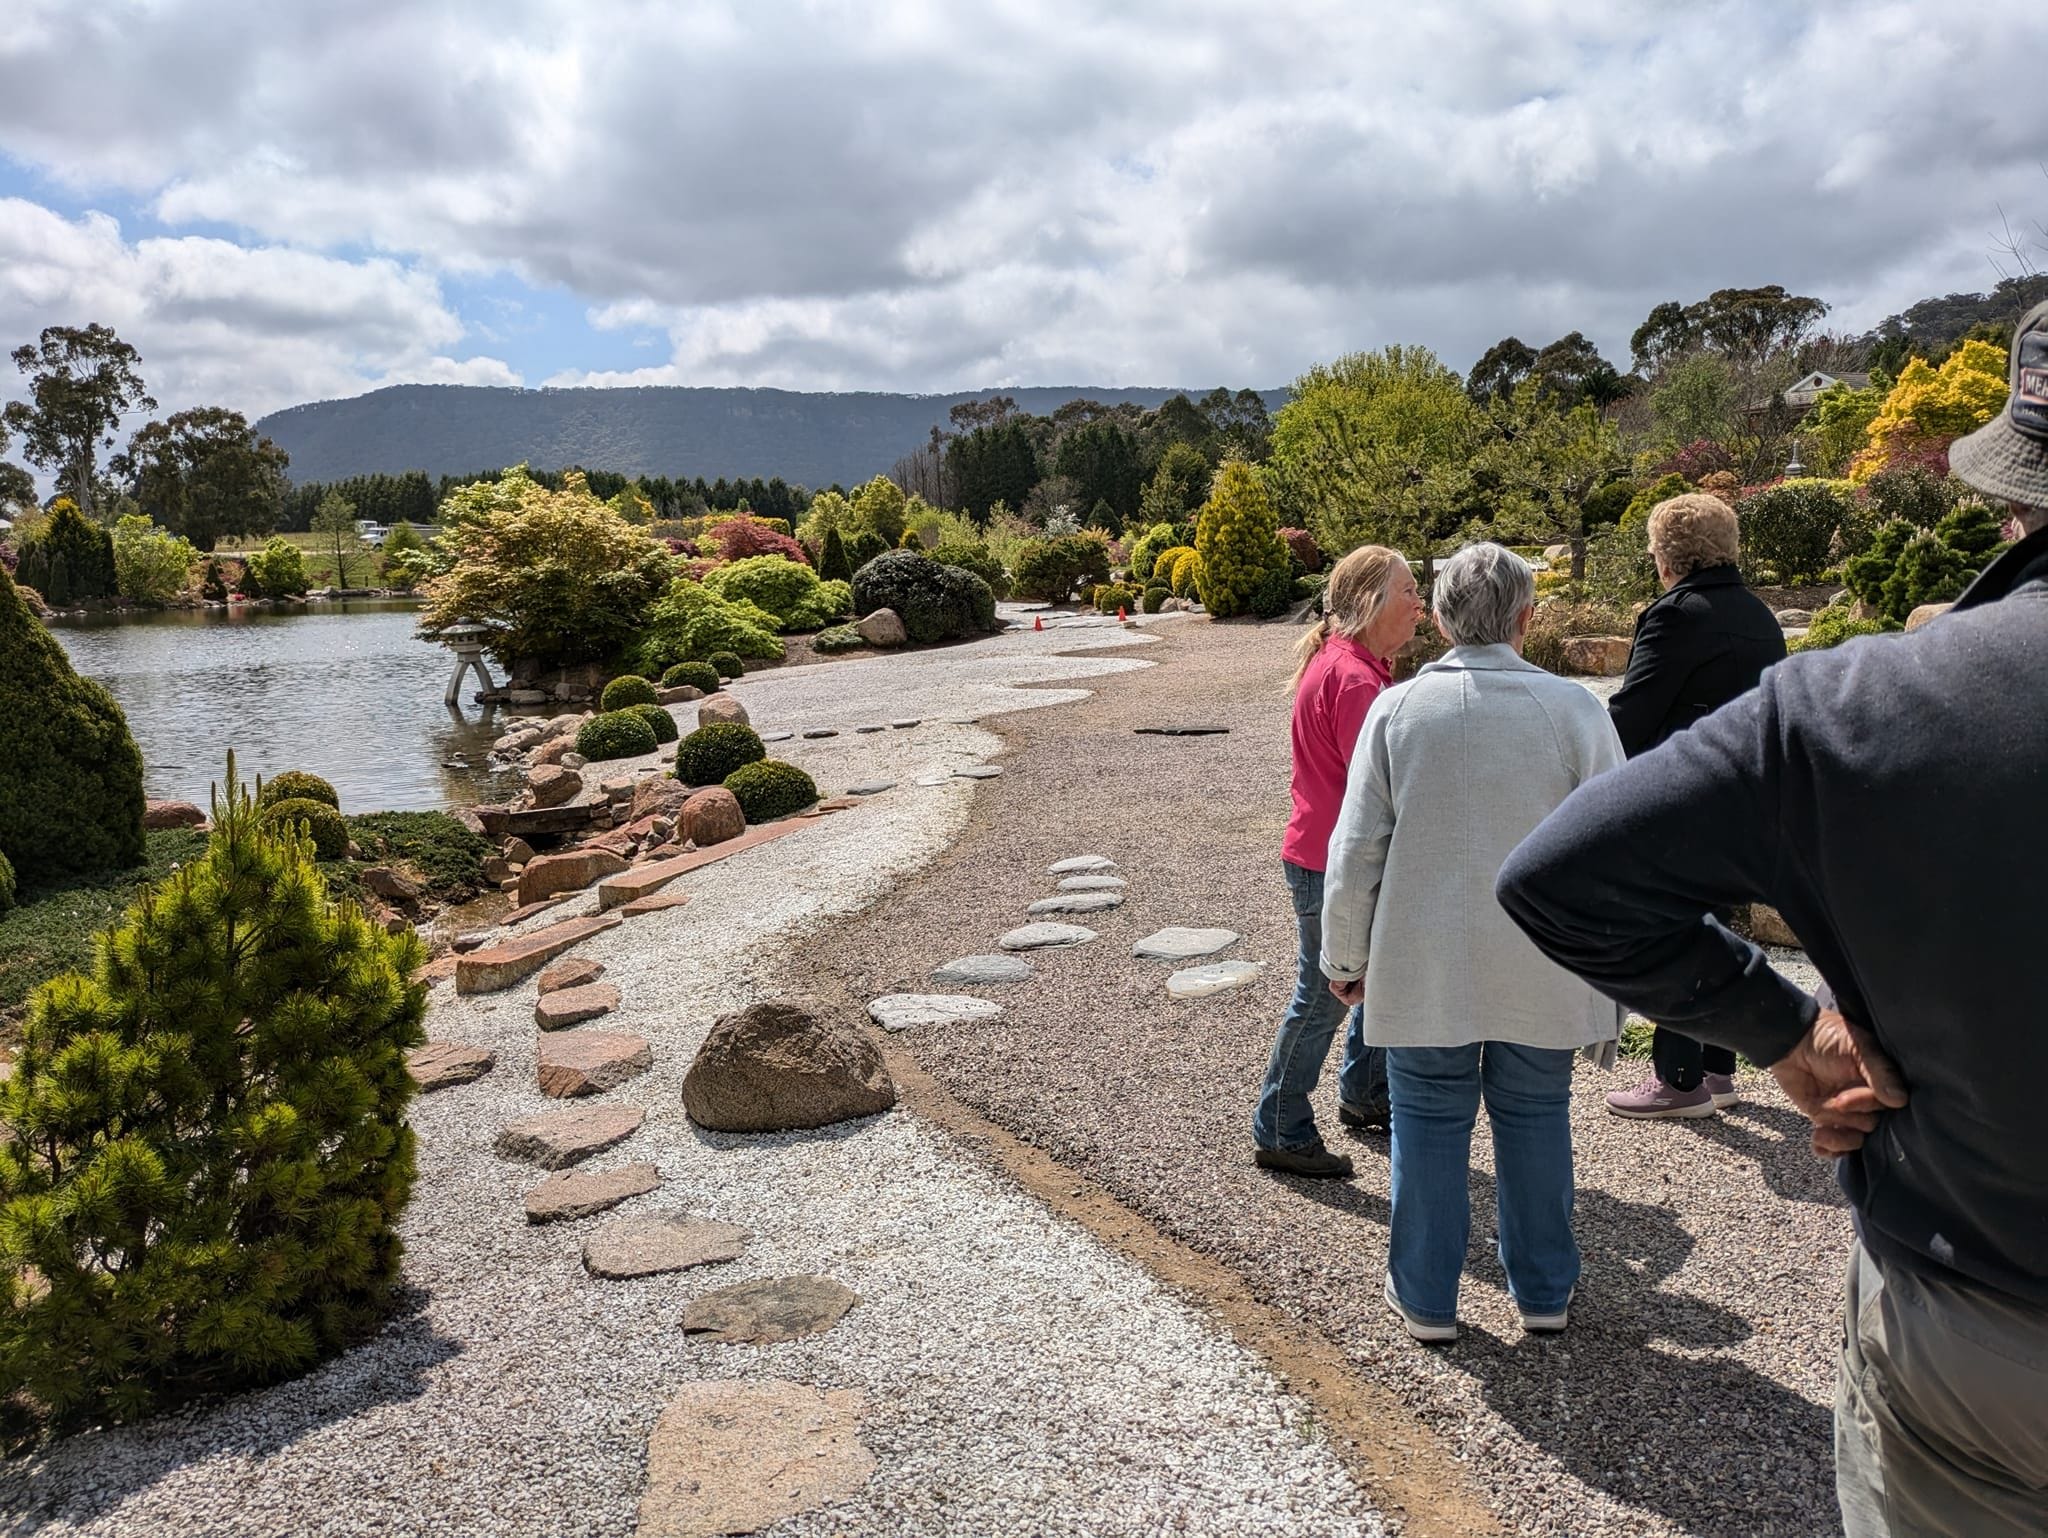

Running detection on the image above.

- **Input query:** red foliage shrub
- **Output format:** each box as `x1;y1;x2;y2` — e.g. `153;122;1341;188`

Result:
1279;527;1325;572
705;517;810;565
1657;438;1735;483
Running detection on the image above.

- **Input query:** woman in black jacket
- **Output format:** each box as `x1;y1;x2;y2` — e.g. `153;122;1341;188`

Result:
1602;493;1787;1119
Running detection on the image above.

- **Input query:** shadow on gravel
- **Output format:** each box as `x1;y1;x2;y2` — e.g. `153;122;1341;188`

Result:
1685;1102;1850;1208
1453;1193;1837;1538
0;1287;457;1532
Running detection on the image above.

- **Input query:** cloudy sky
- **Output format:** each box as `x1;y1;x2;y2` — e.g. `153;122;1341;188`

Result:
1;0;2043;420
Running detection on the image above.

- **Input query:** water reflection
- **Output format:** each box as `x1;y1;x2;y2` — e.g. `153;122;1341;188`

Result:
48;600;525;812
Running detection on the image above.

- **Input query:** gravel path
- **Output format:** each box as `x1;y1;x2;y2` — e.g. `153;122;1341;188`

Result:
799;618;1853;1538
0;614;1379;1538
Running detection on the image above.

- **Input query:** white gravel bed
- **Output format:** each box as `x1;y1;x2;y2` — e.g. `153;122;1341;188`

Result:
1;627;1378;1538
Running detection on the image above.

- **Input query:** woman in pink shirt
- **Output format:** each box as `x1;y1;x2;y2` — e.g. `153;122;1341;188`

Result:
1253;545;1426;1178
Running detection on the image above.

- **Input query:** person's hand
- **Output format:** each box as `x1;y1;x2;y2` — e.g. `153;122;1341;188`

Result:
1327;977;1365;1007
1771;1008;1908;1157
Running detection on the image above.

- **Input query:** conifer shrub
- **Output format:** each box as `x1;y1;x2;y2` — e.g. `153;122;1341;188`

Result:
242;537;309;599
599;674;658;712
1247;563;1297;618
0;758;426;1441
1009;533;1112;602
819;527;854;584
257;770;340;811
929;539;1009;599
1167;548;1205;598
1092;582;1142;614
1789;605;1898;653
846;530;890;572
674;721;766;785
0;565;146;891
813;624;865;653
343;811;493;902
260;796;351;860
685;604;782;664
625;702;679;744
1127;523;1180;584
1194;461;1289;618
1735;480;1858;585
852;549;997;641
723;759;819;823
0;851;13;915
1141;586;1171;613
14;500;116;605
576;710;659;762
709;650;745;680
660;661;721;693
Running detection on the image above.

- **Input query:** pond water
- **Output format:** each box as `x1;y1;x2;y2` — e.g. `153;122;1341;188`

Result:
48;601;525;813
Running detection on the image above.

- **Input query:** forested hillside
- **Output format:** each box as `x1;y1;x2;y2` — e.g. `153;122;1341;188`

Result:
255;384;1286;489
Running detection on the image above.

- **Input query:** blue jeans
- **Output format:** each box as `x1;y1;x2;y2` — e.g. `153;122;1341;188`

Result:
1386;1042;1579;1325
1252;862;1387;1151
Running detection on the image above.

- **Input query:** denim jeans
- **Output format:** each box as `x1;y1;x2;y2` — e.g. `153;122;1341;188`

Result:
1251;861;1387;1152
1385;1042;1579;1325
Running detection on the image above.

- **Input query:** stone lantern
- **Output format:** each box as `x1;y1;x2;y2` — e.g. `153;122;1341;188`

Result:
436;622;499;706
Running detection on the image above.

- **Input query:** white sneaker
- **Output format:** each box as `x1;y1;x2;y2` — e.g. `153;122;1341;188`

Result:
1519;1287;1575;1334
1384;1276;1458;1343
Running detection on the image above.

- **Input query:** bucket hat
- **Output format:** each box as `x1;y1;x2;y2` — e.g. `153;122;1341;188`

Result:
1949;299;2048;506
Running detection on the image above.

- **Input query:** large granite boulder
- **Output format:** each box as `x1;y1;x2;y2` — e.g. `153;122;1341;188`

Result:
1560;635;1632;676
682;998;896;1133
854;607;906;647
681;786;745;847
1905;602;1952;633
697;693;750;728
527;764;583;809
629;774;693;824
143;799;207;830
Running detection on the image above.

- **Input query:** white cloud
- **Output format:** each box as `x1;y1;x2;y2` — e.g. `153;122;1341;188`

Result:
0;0;2044;398
0;200;519;418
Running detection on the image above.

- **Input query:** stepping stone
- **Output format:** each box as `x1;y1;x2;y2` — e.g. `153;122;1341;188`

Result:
1028;891;1123;915
621;891;692;916
802;728;838;739
415;955;459;985
1048;855;1116;874
845;781;894;796
931;953;1032;986
1058;874;1126;892
456;912;624;994
495;1104;645;1168
538;1030;652;1097
760;731;793;743
1132;926;1239;962
890;718;920;729
682;1275;860;1344
1167;960;1264;998
407;1042;494;1091
1133;725;1230;736
583;1215;750;1279
854;724;885;734
954;765;1003;779
502;895;574;928
517;847;631;907
537;956;605;994
534;982;621;1030
451;932;491;953
866;994;1003;1032
999;922;1097;951
595;855;691;912
524;1162;659;1224
638;1380;872;1538
914;774;951;786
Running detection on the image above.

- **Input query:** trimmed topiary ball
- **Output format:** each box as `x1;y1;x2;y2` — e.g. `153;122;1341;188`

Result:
260;796;351;860
724;759;819;823
0;849;14;914
708;650;745;680
599;674;658;712
257;769;341;811
625;702;679;744
576;710;660;762
661;661;720;693
673;720;766;785
1142;586;1170;613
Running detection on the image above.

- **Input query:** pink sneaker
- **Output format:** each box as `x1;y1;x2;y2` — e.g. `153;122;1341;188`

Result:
1703;1072;1738;1109
1605;1073;1716;1120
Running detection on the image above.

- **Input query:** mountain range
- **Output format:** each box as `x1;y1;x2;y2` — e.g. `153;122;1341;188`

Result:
254;383;1285;490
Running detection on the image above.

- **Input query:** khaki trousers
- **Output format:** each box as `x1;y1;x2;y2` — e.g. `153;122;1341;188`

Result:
1836;1239;2048;1537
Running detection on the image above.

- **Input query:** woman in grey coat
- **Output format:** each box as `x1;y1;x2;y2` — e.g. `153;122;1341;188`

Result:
1321;543;1623;1342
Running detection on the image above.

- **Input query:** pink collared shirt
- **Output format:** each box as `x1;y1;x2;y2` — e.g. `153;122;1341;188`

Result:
1281;634;1393;872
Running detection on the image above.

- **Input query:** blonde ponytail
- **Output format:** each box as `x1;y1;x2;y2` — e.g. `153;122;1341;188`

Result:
1290;544;1406;691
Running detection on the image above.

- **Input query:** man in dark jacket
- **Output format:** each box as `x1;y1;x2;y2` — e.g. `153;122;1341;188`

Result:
1495;301;2048;1537
1603;492;1788;1119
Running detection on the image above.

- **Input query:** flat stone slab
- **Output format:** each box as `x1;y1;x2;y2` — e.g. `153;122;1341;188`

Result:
592;813;847;910
682;1275;860;1344
931;953;1032;986
1027;891;1124;915
537;956;605;994
913;774;951;786
501;895;574;928
534;982;622;1030
866;994;1003;1032
538;1030;652;1097
496;1104;645;1168
853;724;885;734
1167;960;1265;998
407;1042;494;1091
517;847;631;907
845;781;894;796
583;1215;750;1279
595;855;688;912
760;730;793;743
890;718;920;728
999;922;1097;951
1133;724;1230;736
1048;855;1116;874
953;765;1003;779
1132;926;1240;962
801;728;838;739
524;1162;660;1223
1057;874;1127;891
456;912;624;994
637;1380;872;1538
621;891;693;916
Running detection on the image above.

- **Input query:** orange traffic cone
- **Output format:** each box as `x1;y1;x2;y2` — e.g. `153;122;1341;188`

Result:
1033;613;1044;632
1117;605;1127;622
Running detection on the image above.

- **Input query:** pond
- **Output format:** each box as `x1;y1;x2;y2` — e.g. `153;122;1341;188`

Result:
48;600;525;814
